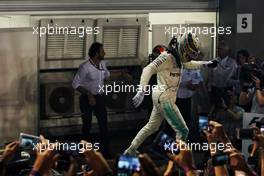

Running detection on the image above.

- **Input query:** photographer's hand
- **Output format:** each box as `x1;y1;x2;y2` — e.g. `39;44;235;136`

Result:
82;170;94;176
163;160;174;176
253;133;264;149
31;143;60;176
225;148;256;176
0;141;20;164
208;121;233;147
0;141;20;176
252;75;261;89
81;140;113;176
252;75;264;106
167;140;197;176
66;156;77;176
138;153;160;176
203;129;229;176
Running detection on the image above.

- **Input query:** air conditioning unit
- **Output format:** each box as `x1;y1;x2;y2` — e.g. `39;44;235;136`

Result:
40;82;81;119
104;80;136;112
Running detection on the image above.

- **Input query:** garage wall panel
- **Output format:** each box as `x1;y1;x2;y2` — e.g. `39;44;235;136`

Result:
0;29;38;142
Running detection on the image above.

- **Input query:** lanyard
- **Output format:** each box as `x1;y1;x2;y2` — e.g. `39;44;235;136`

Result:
89;59;103;70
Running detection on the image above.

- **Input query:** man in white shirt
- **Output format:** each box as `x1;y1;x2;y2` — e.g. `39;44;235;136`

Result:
208;41;237;109
177;69;203;130
72;42;111;158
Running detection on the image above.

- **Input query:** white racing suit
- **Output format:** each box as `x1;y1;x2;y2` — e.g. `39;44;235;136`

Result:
127;51;210;152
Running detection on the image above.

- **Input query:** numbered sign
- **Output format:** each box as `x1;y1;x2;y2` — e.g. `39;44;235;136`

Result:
237;14;252;33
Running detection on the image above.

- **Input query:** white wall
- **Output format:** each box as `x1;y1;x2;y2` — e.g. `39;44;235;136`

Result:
0;15;31;28
149;12;217;56
0;29;38;142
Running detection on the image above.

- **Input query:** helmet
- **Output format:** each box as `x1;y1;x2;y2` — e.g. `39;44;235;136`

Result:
178;33;201;62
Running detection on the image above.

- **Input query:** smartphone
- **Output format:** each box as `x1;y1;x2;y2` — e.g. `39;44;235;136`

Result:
236;128;256;139
117;155;140;176
199;115;209;132
19;133;41;150
153;131;179;155
212;153;229;166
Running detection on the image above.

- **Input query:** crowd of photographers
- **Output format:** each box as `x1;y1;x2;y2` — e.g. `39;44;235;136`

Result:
203;45;264;152
0;120;264;175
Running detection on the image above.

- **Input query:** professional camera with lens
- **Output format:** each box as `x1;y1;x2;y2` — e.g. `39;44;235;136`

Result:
3;133;40;175
239;64;264;89
249;117;264;130
237;117;264;139
236;117;264;171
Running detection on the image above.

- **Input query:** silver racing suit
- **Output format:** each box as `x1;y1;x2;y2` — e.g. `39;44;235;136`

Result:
126;51;211;153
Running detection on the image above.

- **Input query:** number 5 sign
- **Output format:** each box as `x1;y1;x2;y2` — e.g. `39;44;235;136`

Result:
237;14;252;33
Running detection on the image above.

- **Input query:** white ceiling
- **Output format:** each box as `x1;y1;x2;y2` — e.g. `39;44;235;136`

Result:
0;0;218;12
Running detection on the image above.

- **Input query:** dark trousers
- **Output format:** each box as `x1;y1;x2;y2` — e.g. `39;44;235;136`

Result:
79;94;110;157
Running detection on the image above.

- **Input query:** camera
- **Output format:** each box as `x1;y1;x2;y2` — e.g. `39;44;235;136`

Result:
239;64;264;89
3;133;38;175
19;133;41;151
236;117;264;140
153;131;179;156
236;128;257;139
117;155;140;176
199;115;209;132
249;117;264;129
